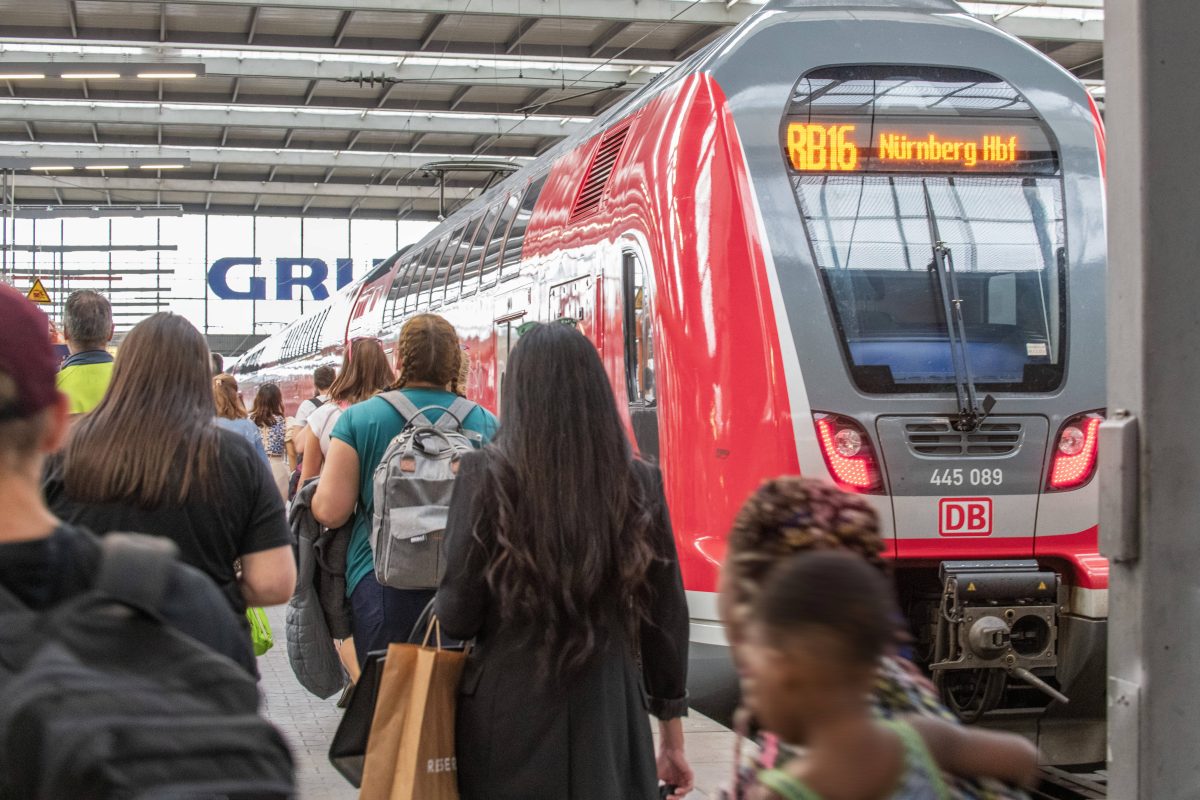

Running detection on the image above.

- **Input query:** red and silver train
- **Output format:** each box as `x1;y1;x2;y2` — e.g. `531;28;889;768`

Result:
236;0;1107;763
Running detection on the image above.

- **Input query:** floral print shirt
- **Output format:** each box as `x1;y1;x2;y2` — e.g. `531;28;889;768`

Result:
260;415;287;457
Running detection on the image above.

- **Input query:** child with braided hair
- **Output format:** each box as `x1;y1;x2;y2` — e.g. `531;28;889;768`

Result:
717;477;1036;800
312;314;498;665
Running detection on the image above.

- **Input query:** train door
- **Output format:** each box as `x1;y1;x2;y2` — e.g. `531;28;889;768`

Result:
622;251;658;460
493;284;534;411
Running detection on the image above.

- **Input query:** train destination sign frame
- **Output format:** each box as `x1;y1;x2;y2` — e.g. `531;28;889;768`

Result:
783;117;1058;175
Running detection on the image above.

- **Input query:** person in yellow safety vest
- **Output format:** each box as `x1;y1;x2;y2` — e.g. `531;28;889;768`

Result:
56;290;115;416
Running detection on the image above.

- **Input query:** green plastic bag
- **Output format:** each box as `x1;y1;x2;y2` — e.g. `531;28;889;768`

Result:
246;607;274;657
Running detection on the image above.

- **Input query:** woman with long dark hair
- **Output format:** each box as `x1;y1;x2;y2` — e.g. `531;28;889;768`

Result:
44;313;295;616
251;382;294;499
435;323;693;800
299;338;393;482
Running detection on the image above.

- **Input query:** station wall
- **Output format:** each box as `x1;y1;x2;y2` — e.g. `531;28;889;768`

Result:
2;214;436;341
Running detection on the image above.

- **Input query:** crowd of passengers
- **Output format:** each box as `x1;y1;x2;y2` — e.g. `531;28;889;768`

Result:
0;284;1041;800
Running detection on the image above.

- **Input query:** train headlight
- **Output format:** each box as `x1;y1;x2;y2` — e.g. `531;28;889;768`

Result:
1057;425;1086;457
833;428;863;458
1048;412;1103;491
814;413;883;494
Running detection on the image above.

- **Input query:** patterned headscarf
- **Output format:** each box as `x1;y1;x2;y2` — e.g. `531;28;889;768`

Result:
725;476;886;631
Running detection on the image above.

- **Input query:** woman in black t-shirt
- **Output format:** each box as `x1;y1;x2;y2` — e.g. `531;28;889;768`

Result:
43;313;295;616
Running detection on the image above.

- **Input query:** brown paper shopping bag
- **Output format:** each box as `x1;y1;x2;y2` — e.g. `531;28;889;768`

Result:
359;621;466;800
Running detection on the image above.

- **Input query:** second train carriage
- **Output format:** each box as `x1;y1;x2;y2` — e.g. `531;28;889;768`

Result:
235;0;1107;763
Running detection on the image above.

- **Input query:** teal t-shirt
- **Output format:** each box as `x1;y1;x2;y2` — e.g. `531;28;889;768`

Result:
331;388;499;597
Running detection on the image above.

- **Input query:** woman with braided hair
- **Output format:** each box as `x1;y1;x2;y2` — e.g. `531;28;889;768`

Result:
313;314;498;665
718;477;1032;800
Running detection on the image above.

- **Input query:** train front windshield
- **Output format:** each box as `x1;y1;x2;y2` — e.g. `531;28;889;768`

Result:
783;66;1066;394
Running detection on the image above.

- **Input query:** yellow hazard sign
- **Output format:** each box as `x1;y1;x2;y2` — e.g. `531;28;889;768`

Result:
1038;581;1048;591
967;582;977;592
26;278;50;305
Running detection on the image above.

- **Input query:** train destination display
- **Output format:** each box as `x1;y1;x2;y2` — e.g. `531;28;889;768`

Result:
784;118;1056;174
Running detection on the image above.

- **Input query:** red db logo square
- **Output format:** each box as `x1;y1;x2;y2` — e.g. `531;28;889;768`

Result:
939;498;993;537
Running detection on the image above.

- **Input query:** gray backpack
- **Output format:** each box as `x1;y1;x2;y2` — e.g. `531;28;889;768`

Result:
369;392;481;590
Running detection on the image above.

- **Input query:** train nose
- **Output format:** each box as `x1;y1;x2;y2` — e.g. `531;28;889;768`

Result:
872;415;1050;557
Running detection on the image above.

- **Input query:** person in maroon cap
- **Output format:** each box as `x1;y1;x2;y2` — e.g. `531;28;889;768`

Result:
0;284;256;674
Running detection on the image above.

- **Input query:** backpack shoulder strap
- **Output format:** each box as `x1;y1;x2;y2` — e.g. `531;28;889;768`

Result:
95;533;179;621
311;396;326;410
436;397;480;433
380;391;433;428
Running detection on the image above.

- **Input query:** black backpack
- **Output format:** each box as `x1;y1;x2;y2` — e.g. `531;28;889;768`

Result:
0;533;295;800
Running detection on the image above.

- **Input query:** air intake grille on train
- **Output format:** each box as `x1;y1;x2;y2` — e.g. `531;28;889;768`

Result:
569;124;630;223
904;421;1023;457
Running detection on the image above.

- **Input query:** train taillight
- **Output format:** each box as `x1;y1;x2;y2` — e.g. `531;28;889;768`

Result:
813;413;883;494
1048;413;1103;491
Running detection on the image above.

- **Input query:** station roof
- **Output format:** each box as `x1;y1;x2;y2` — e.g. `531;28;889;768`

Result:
0;0;1104;220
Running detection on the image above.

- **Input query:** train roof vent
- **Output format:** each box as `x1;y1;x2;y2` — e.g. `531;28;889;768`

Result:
569;124;630;224
905;421;1023;458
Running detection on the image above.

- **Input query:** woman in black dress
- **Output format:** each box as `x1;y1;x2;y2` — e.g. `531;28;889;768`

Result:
435;322;694;800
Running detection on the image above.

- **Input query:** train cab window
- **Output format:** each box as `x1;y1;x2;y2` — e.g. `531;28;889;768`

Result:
783;65;1066;394
459;207;498;297
500;174;547;278
481;194;519;289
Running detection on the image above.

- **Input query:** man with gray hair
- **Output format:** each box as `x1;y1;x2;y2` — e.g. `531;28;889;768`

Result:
56;290;114;415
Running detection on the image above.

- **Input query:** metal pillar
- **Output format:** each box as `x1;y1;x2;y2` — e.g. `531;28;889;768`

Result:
1103;1;1200;797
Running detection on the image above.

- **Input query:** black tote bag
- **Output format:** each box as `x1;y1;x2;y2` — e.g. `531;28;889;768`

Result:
328;649;388;787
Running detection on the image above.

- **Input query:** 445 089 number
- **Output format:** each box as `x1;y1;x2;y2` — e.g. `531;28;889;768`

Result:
929;468;1003;487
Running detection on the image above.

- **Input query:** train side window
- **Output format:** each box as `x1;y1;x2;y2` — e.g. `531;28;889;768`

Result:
623;251;656;405
463;200;502;294
410;250;439;311
458;209;497;298
500;174;548;278
422;236;452;311
623;251;658;460
422;228;461;309
393;255;415;318
391;253;419;318
444;217;481;305
482;193;520;289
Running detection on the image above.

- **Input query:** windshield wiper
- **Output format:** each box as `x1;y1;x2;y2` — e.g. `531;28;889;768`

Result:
921;181;995;431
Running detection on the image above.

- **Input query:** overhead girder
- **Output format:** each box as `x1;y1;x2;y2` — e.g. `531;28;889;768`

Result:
0;99;590;139
32;0;1101;25
0;140;531;173
14;173;479;200
0;50;654;92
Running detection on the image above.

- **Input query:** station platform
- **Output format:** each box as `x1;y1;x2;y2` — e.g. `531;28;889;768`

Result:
259;605;741;799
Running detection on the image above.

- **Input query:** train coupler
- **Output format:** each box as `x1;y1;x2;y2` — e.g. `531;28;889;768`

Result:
929;560;1064;720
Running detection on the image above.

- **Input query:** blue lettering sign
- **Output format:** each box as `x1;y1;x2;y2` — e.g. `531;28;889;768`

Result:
206;255;378;299
336;258;354;290
208;257;266;300
276;258;329;301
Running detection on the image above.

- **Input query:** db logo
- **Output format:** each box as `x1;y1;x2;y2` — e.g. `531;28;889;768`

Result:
939;498;993;537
